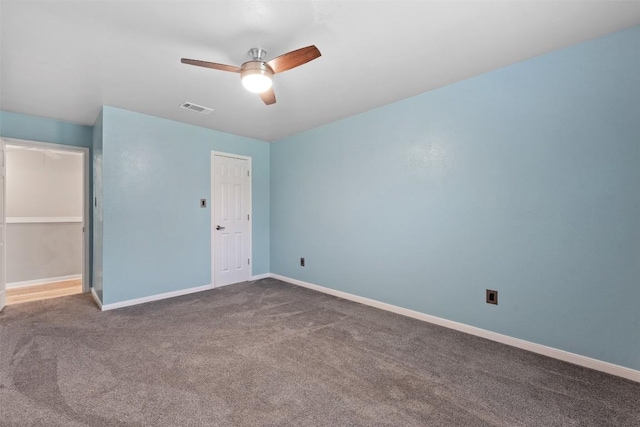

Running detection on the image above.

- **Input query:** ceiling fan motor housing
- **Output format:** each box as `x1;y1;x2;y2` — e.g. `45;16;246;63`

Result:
248;47;267;61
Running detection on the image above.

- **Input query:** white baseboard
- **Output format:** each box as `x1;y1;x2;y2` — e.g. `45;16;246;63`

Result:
100;284;213;311
91;288;102;310
213;282;237;289
270;273;640;383
210;274;269;288
7;274;82;289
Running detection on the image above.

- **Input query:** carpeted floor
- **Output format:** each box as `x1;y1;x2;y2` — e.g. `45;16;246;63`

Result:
0;278;638;426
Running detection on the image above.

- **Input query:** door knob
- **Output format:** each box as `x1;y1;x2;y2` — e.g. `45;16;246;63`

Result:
216;225;225;230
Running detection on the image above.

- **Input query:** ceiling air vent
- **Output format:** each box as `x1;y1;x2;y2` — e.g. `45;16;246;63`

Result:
180;102;213;114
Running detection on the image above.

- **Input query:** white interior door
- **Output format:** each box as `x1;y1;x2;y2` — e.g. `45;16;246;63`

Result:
212;153;251;287
0;139;6;311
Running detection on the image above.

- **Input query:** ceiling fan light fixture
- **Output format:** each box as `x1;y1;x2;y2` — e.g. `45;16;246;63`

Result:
241;62;273;93
182;45;320;105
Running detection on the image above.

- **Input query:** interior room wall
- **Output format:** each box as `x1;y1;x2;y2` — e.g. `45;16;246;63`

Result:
98;106;270;305
270;26;640;371
7;148;82;218
0;111;93;148
0;111;93;286
6;223;82;284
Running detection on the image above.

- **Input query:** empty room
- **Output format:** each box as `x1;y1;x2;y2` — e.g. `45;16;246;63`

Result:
0;1;639;426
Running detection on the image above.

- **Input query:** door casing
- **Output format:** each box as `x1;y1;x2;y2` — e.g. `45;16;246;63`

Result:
210;151;252;288
0;139;5;310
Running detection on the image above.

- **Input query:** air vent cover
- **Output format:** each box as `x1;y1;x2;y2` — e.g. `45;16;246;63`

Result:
180;102;213;114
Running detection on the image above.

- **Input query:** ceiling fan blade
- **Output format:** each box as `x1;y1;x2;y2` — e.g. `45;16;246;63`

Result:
266;45;321;74
259;88;276;105
181;58;241;73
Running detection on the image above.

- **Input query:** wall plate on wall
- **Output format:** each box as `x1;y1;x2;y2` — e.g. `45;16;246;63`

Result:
486;289;498;305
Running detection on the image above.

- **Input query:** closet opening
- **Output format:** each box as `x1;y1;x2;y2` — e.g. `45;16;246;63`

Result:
1;138;89;306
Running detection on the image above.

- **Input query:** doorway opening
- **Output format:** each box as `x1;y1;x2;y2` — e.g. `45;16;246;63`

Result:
1;137;90;306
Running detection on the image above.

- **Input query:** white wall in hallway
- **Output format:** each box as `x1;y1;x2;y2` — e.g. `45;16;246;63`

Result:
6;147;82;218
5;147;83;285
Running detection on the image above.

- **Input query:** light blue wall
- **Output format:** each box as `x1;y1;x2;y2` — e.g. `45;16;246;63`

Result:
3;27;638;372
100;106;270;305
0;111;93;148
0;110;94;288
92;109;104;303
271;26;640;370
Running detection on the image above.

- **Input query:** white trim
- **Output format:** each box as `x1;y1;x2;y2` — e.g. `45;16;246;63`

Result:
6;144;83;157
0;139;5;312
215;281;240;288
210;151;253;289
91;288;102;310
100;284;213;311
250;273;271;281
7;274;82;289
82;145;90;293
271;273;640;383
1;138;87;154
6;216;83;224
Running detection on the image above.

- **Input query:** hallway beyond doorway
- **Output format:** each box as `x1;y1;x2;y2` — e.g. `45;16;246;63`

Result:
6;279;82;305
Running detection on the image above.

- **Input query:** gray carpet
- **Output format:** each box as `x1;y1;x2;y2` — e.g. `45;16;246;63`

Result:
0;278;638;426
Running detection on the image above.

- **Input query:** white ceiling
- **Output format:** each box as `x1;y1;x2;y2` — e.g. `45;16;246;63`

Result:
1;1;639;142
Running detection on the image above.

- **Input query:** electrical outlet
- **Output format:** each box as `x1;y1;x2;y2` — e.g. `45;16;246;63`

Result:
300;257;305;267
486;289;498;305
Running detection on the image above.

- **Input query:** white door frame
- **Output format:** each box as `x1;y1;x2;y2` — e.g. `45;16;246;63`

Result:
1;139;5;310
0;137;91;293
210;151;252;288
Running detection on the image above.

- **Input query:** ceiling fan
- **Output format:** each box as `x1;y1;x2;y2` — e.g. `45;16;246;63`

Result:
181;45;321;105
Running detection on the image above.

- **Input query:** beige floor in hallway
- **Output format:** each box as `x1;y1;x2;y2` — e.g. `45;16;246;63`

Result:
6;279;83;305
